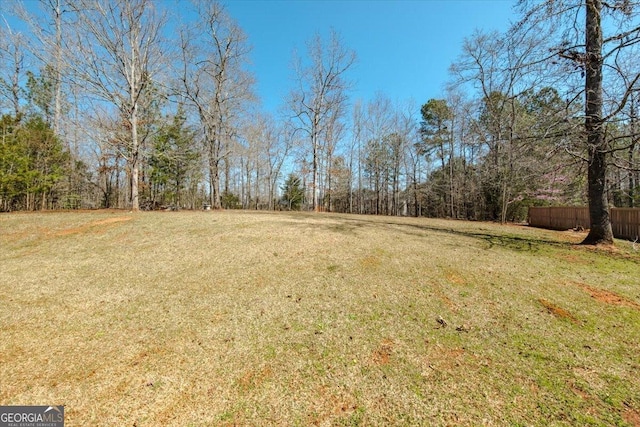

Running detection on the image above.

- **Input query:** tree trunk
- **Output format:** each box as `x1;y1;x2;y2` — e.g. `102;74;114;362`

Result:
131;134;140;211
129;12;140;212
224;155;230;195
312;128;319;211
584;147;613;243
54;0;62;137
630;143;636;207
210;161;221;209
582;0;613;244
254;165;259;209
449;126;455;218
629;100;637;207
130;102;140;210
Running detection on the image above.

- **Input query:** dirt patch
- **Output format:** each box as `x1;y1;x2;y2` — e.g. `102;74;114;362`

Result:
624;407;640;427
574;282;640;310
92;217;133;226
439;293;457;311
539;299;580;324
447;348;465;358
432;284;458;312
236;366;272;391
445;272;466;285
359;255;381;269
54;217;133;236
308;386;359;426
554;230;588;244
569;381;590;400
435;347;468;371
559;254;589;265
583;243;621;253
372;339;394;365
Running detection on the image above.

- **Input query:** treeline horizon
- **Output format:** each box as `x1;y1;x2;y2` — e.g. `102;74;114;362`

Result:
1;1;638;225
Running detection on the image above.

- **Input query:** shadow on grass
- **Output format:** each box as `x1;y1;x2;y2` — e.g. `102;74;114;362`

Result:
390;221;571;252
283;213;574;253
280;212;368;236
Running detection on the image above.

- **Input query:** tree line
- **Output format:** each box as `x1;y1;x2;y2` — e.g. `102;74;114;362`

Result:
1;0;638;243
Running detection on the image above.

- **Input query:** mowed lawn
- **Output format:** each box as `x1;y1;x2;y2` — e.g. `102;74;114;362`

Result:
1;210;639;426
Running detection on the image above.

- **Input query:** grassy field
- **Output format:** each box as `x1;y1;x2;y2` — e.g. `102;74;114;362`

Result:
1;210;639;426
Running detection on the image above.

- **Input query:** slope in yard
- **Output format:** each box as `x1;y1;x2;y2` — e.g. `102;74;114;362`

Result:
1;210;639;426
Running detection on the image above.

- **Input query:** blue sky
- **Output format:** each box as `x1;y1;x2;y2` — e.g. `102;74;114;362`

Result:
223;0;519;113
4;0;518;114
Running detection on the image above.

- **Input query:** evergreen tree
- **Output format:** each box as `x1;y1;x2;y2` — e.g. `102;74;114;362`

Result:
281;174;305;210
149;110;198;207
0;114;70;210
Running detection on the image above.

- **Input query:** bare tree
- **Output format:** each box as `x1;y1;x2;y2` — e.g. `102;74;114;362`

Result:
12;0;72;135
0;20;28;118
321;104;346;211
517;0;640;244
289;29;356;211
363;94;393;214
348;100;364;213
238;114;272;209
583;0;612;243
68;0;167;211
355;94;414;216
259;116;294;210
450;24;558;223
178;1;254;209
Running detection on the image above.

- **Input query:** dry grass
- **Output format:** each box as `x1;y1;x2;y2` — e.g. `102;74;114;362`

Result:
1;210;639;426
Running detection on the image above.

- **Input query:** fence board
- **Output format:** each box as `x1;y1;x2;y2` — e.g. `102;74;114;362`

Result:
528;207;589;230
528;206;640;241
611;208;640;241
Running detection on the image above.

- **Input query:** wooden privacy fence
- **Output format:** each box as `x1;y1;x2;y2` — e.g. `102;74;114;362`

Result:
611;208;640;241
528;206;640;241
528;207;590;231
